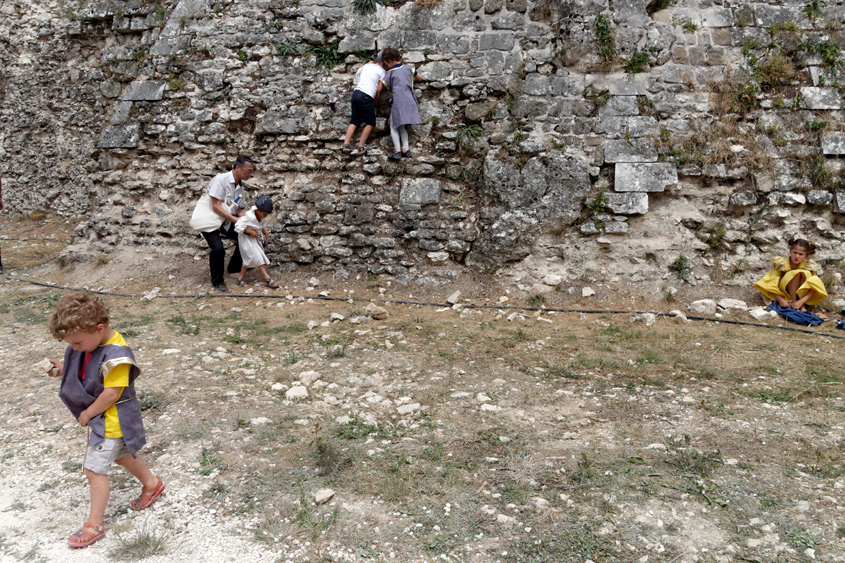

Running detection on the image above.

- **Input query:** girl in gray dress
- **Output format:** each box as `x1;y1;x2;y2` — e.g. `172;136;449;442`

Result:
381;47;422;160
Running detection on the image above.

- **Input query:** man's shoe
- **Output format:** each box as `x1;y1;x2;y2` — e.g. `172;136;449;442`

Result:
214;283;228;292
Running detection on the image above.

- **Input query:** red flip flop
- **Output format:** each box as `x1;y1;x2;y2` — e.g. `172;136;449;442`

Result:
68;522;105;548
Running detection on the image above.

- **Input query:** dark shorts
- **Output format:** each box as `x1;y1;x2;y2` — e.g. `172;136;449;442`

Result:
350;89;376;128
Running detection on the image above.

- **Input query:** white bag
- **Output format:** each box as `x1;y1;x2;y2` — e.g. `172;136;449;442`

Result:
190;193;224;232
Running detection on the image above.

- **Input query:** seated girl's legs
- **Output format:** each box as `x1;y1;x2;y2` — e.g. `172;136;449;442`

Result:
786;272;807;308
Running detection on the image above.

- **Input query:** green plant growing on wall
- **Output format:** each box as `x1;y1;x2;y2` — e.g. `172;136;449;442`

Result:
595;14;615;63
806;154;833;189
453;123;483;148
804;0;822;22
238;50;248;61
276;42;299;56
706;223;728;253
353;0;391;15
669;255;692;281
585;189;609;217
625;51;649;74
683;20;698;33
646;0;674;15
305;42;341;69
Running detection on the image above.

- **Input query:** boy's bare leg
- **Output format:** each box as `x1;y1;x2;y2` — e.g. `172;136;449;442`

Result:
115;453;159;491
358;124;374;147
85;469;109;526
256;265;270;280
238;266;248;282
343;124;357;146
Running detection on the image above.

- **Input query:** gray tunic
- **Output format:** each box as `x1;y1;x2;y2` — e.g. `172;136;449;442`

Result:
60;344;146;456
384;64;421;128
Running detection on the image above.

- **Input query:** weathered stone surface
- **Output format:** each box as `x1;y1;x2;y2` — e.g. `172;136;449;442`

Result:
98;123;141;148
614;163;677;193
807;190;833;206
604;139;658;163
821;132;845;155
400;179;441;206
799;87;842;110
124;81;166;101
605;192;648;215
730;191;758;206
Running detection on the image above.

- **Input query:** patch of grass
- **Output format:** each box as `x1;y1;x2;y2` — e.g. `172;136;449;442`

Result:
595;13;615;63
528;294;546;307
276;42;298;56
669;254;691;281
313;437;353;477
305;41;341;69
294;484;340;535
283;350;304;365
138;391;166;412
199;446;227;476
62;460;83;473
505;521;620;562
625;51;649;74
663;435;722;477
108;524;174;561
756;389;793;404
453;123;484;148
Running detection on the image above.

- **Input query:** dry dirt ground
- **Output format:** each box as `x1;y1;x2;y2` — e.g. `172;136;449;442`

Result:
0;215;843;563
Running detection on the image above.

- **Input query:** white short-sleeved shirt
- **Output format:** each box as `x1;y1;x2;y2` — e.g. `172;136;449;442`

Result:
205;170;244;227
354;62;386;98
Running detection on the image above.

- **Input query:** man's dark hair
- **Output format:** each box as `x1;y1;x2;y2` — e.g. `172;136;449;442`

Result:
233;155;255;170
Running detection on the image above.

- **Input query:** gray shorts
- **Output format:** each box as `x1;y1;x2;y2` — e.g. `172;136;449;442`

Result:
84;437;131;475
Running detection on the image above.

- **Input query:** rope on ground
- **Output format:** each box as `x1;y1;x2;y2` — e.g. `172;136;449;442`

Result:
5;266;844;341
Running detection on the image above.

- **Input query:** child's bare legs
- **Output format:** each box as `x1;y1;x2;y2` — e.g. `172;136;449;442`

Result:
358;124;375;147
343;123;357;146
85;469;110;526
257;265;270;280
115;452;159;492
238;265;249;284
786;273;814;310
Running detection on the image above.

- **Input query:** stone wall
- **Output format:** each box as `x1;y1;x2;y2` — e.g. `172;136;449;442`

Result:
1;0;844;289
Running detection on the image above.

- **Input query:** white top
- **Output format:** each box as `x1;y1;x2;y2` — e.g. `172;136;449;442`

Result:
354;62;386;98
205;170;245;227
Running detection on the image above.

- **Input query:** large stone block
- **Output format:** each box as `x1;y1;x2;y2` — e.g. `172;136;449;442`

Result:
400;178;441;206
614;163;677;193
800;87;842;110
437;35;470;54
835;190;845;214
605;192;648;215
149;35;192;56
701;7;734;27
98;123;141;148
822;132;845;155
124;81;166;101
604;139;658;163
479;33;515;51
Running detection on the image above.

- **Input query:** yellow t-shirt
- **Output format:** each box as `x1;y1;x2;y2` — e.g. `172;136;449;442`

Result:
102;332;130;438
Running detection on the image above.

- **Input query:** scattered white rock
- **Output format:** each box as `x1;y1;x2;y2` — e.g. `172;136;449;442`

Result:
718;298;748;310
285;385;309;400
582;286;596;297
314;489;335;504
542;274;562;286
307;320;320;330
446;290;461;305
161;349;181;355
250;417;272;425
142;287;161;300
532;497;550;510
365;303;389;320
689;299;717;315
749;306;777;321
348;315;370;324
507;312;526;322
497;514;516;525
298;370;320;386
669;310;689;324
309;277;320;287
631;313;656;326
330;312;345;321
397;403;421;415
35;358;53;374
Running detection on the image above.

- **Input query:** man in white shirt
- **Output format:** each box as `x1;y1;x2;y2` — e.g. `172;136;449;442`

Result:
201;155;256;292
341;53;386;155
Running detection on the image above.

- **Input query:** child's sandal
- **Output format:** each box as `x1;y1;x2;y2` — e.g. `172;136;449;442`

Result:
68;522;105;549
130;477;165;511
237;278;248;287
402;150;413;158
388;151;403;160
265;278;280;289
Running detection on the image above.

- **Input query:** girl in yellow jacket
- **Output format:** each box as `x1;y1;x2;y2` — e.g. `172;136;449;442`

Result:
754;238;827;311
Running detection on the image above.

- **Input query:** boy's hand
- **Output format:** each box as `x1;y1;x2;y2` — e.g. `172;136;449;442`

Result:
78;410;93;427
250;229;258;238
47;359;63;378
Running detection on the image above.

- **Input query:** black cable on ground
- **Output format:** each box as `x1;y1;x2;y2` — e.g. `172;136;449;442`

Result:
6;267;845;341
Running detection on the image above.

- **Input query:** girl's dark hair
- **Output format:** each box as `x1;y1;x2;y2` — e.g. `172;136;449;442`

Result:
788;238;815;256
